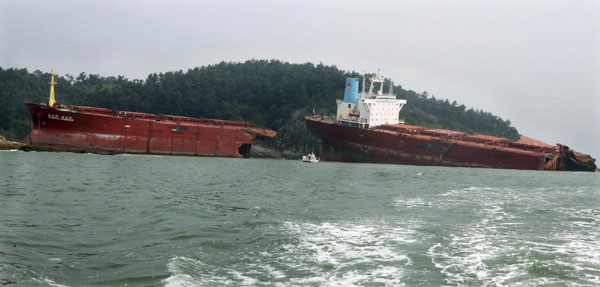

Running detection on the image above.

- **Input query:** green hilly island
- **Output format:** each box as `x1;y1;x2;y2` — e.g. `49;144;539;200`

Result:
0;60;519;156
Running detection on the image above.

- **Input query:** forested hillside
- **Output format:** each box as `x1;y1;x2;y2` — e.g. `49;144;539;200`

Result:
0;60;520;154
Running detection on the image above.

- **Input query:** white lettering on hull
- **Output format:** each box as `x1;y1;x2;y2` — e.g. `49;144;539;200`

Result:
48;114;74;122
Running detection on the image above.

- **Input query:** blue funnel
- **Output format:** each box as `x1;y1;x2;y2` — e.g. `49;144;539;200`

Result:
343;77;359;103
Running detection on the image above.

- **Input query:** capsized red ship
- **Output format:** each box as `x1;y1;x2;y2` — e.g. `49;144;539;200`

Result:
305;74;596;171
24;72;276;158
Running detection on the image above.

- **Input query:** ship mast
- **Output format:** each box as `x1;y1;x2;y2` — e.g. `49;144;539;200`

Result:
49;70;57;107
362;74;366;93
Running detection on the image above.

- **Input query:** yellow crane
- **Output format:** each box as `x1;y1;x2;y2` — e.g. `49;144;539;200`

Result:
49;70;56;107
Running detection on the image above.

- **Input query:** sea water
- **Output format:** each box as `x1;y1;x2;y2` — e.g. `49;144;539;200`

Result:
0;150;598;286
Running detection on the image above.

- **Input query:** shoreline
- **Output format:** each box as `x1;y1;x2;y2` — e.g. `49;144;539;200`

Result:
0;136;299;159
0;136;25;150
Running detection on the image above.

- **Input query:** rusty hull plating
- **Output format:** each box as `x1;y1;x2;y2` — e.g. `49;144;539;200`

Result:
305;116;596;171
25;102;276;158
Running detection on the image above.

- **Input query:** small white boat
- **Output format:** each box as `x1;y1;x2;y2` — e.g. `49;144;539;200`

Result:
302;152;320;163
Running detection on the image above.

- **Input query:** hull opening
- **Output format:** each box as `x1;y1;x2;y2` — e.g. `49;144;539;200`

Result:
238;143;251;158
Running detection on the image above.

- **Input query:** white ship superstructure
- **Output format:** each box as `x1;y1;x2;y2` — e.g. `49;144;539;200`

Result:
336;72;407;128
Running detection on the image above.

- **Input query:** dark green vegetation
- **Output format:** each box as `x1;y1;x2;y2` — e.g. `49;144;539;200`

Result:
0;61;519;154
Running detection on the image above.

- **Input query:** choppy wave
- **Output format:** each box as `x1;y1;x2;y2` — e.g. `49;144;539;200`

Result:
2;152;598;286
33;277;70;287
163;220;416;286
554;207;600;285
428;186;600;286
393;196;431;208
428;200;526;286
282;221;415;285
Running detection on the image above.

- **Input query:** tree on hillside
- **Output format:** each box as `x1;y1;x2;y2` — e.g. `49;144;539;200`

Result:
0;61;520;152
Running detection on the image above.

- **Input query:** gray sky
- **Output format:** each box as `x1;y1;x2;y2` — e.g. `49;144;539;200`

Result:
2;0;599;158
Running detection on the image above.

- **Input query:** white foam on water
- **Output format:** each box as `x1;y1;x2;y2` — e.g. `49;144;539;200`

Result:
289;267;406;287
429;185;600;286
163;255;286;287
162;274;197;287
428;199;532;286
43;278;70;287
231;270;259;286
262;264;287;280
280;221;414;286
552;207;600;285
393;196;430;208
162;220;416;286
441;186;498;197
163;256;234;287
31;277;70;287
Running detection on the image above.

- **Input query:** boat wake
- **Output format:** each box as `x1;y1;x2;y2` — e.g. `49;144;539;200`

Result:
428;186;600;286
163;220;417;286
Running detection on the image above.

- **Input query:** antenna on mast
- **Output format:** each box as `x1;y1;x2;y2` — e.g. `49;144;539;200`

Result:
377;69;383;95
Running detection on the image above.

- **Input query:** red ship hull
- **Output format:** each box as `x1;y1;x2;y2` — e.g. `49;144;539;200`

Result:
24;102;276;158
305;116;596;171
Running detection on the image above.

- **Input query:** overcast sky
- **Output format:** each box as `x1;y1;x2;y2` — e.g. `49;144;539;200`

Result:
2;0;599;158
